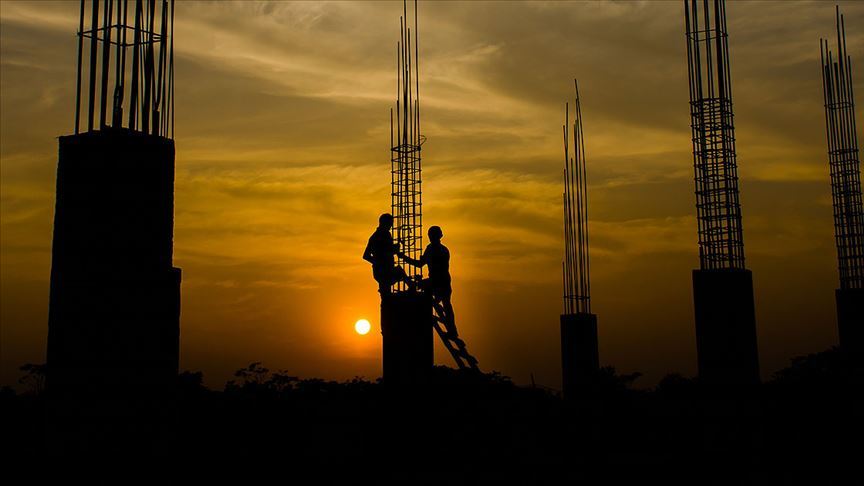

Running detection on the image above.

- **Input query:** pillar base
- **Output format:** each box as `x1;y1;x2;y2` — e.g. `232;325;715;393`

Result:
48;131;180;396
381;292;433;385
836;288;864;362
692;269;760;385
46;131;181;453
560;312;599;397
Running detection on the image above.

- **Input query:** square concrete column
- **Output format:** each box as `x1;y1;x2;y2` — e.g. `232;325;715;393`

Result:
692;269;760;385
48;131;180;397
46;131;181;453
560;313;599;397
836;288;864;362
381;292;434;385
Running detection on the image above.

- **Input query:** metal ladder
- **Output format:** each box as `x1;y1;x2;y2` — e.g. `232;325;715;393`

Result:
431;298;479;371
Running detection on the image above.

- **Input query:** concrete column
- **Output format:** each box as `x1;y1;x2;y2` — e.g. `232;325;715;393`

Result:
836;288;864;362
46;131;180;453
560;312;599;397
381;292;433;385
692;269;760;385
48;131;180;396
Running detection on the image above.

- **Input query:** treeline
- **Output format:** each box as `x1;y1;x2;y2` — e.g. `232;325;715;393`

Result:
1;349;860;484
6;346;859;398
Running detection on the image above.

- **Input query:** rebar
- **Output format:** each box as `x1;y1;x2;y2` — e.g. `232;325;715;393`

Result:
74;0;174;138
821;7;864;290
390;0;423;293
684;0;746;270
562;81;591;315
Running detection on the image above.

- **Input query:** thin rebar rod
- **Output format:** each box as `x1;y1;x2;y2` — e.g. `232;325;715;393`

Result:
117;0;128;128
563;108;574;313
396;36;401;145
576;81;591;311
99;0;111;129
87;0;99;132
169;0;174;139
74;0;85;134
394;39;400;254
403;0;409;147
112;0;123;127
128;0;141;129
113;0;121;85
104;0;114;127
141;0;155;134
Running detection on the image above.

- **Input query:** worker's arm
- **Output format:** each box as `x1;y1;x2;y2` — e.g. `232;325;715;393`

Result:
400;249;425;268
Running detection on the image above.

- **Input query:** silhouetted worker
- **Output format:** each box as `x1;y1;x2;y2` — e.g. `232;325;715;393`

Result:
363;213;412;295
400;226;457;335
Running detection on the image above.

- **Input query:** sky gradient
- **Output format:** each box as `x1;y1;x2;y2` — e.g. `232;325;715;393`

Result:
1;1;862;389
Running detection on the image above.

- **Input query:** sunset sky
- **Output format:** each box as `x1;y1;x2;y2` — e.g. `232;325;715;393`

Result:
1;1;862;389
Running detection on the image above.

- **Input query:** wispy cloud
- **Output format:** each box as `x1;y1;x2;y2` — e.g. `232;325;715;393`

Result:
2;1;861;388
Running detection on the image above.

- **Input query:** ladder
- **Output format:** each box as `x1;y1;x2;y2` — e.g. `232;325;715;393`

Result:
431;298;479;371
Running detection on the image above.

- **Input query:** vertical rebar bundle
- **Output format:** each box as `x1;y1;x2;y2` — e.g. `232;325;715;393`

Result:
74;0;174;138
684;0;745;270
821;7;864;291
390;0;424;293
562;81;591;315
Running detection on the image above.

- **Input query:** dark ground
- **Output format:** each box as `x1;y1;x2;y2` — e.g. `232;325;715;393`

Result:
1;348;861;485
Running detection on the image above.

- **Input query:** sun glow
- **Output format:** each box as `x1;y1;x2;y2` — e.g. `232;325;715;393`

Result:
354;319;371;335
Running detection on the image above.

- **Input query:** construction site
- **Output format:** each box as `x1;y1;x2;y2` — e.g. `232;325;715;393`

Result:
0;0;861;482
378;0;479;385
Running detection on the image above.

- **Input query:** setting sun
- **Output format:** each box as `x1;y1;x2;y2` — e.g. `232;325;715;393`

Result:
354;319;371;335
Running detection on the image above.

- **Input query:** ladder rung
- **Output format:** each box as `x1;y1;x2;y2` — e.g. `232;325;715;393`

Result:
431;296;479;371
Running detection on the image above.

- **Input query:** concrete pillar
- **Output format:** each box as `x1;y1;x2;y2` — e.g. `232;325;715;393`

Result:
692;269;760;385
560;312;599;397
836;288;864;362
381;292;433;385
46;130;180;452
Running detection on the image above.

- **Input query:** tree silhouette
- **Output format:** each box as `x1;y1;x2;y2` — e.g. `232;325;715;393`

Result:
17;363;46;396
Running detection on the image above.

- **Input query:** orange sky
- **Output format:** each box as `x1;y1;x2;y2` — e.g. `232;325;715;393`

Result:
1;1;862;389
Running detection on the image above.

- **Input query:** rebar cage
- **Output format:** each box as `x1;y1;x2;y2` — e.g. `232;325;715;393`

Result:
684;0;746;270
562;81;591;315
821;7;864;290
74;0;174;138
390;0;423;293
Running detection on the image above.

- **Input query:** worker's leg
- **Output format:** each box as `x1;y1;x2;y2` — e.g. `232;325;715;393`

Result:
391;266;417;292
373;269;388;295
374;267;401;295
442;301;456;335
434;286;457;336
442;298;455;327
374;267;394;295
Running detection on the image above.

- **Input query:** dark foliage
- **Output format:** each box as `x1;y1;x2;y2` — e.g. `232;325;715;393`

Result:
2;351;861;484
17;363;46;396
768;346;863;390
